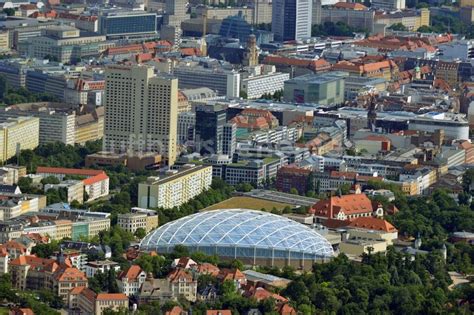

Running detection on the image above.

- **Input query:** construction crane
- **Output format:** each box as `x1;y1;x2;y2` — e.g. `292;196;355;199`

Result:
201;12;208;57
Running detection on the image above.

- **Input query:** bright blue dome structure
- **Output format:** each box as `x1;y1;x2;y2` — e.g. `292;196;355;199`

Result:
140;209;334;267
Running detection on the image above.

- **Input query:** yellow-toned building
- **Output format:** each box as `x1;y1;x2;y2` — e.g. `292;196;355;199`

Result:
375;8;429;31
117;212;158;234
461;0;474;7
54;220;73;240
138;165;212;209
0;31;9;52
75;108;104;145
87;218;110;239
0;117;39;162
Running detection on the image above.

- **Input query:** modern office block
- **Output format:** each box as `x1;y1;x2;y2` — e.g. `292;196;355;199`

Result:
272;0;312;41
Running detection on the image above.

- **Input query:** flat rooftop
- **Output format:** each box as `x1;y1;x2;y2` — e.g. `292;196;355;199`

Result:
243;189;318;207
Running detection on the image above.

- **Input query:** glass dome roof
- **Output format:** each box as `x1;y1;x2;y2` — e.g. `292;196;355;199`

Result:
140;209;334;259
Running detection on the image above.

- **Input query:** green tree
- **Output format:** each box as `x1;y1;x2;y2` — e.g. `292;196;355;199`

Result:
2;8;15;16
388;23;408;31
31;240;60;258
134;228;147;239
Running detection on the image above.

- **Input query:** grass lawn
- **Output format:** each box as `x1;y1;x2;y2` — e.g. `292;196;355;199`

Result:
0;308;9;315
204;196;291;211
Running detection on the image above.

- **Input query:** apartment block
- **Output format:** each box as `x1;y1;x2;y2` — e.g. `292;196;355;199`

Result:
44;180;84;204
138;165;212;209
0;103;76;145
0;117;39;162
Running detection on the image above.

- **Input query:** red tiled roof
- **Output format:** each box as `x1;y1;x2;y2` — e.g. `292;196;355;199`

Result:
83;172;109;185
249;287;288;303
96;293;128;301
217;268;246;282
207;311;232;315
10;255;58;272
118;265;144;281
168;268;194;283
166;306;184;315
69;286;87;295
310;194;376;219
197;263;220;276
334;2;367;10
54;266;87;282
348;217;397;232
36;167;103;177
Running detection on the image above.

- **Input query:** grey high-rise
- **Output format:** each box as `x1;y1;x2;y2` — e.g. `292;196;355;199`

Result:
272;0;313;41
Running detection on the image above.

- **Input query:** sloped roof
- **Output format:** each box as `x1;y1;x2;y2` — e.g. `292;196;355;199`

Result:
311;194;376;218
348;217;397;232
118;265;144;281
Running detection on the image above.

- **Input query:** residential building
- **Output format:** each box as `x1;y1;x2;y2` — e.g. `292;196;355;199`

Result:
84;260;120;278
0;31;9;52
0;103;76;145
374;9;430;31
75;107;104;145
0;117;39;162
138;165;212;209
167;268;197;302
283;72;346;105
272;0;313;41
44;180;84;204
117;265;147;297
318;3;375;33
371;0;405;10
36;167;109;201
104;64;178;165
10;256;87;301
117;212;159;234
0;194;46;220
71;287;129;315
54;266;89;300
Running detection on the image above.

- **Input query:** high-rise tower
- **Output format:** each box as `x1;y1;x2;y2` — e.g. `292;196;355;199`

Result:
103;64;178;165
272;0;312;41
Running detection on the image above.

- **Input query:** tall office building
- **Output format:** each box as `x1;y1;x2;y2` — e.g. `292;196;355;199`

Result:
165;0;188;27
195;104;227;156
272;0;313;41
223;122;237;157
104;64;178;165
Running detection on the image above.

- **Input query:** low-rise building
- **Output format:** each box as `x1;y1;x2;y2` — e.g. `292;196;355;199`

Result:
84;260;120;278
36;167;109;201
117;265;147;297
310;193;385;224
167;268;197;302
71;287;129;315
117;212;159;234
44;180;84;204
138;165;212;209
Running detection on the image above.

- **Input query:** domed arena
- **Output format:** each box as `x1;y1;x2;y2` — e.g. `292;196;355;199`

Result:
140;209;334;269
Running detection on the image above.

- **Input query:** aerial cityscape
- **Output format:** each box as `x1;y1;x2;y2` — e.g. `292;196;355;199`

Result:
0;0;471;314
